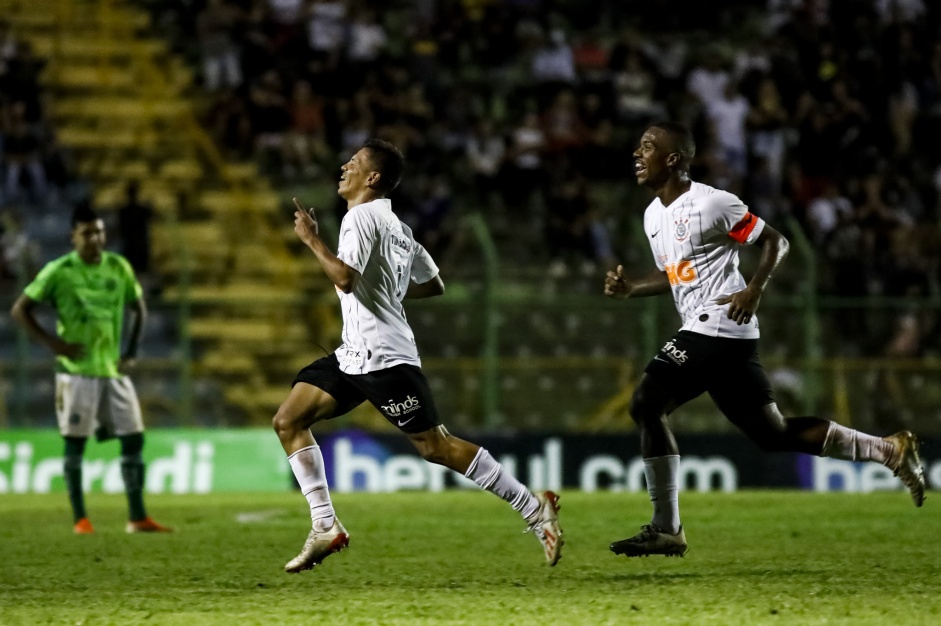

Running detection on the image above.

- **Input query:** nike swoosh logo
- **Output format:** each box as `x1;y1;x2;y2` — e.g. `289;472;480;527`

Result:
653;355;670;363
651;230;660;238
397;416;416;427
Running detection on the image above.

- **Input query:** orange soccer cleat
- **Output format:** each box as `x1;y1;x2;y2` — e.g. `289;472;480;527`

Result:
125;516;173;534
73;517;95;534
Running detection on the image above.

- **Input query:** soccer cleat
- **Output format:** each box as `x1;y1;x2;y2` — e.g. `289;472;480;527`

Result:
524;490;563;566
610;524;688;557
284;518;350;574
73;517;95;535
126;517;173;534
885;431;927;507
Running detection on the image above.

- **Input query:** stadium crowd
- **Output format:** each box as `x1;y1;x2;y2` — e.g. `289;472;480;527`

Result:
4;1;941;310
0;18;68;284
133;0;941;293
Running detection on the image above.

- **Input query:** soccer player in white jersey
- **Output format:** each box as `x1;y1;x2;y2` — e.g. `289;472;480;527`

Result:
274;138;562;572
604;122;926;557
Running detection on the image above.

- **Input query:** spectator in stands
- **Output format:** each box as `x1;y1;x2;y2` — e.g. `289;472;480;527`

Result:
686;47;730;110
117;181;154;277
284;79;331;179
530;28;577;103
345;7;388;88
3;102;47;203
746;77;788;203
612;46;665;126
541;89;588;157
501;110;547;210
0;208;37;284
874;0;926;25
706;81;750;194
546;173;612;276
206;87;253;159
197;0;243;91
247;71;291;175
0;19;16;69
465;118;506;206
306;0;348;71
806;181;853;246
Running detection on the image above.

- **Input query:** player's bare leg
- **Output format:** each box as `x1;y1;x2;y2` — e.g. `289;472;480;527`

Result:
408;425;563;565
273;383;349;573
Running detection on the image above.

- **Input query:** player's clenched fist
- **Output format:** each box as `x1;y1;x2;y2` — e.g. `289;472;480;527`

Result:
604;265;629;299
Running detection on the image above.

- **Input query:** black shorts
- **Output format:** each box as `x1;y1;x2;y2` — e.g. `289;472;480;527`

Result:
644;330;775;416
292;354;441;434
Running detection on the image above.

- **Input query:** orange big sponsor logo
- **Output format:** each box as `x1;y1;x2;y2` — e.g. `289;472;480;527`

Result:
665;260;696;286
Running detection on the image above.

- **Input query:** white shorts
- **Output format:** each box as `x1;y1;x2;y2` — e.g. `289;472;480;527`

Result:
55;374;144;440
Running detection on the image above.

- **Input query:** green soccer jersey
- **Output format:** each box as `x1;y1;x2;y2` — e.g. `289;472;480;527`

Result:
24;251;143;378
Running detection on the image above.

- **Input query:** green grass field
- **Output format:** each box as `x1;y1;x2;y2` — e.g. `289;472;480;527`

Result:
1;491;938;625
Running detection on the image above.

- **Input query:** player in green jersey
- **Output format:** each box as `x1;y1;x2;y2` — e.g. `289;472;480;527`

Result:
10;204;172;534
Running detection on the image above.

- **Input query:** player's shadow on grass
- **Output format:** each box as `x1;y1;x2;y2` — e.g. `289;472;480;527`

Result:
602;572;704;583
601;568;820;583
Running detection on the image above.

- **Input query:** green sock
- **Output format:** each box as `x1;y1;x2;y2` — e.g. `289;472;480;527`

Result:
63;437;88;522
121;456;147;521
64;455;86;522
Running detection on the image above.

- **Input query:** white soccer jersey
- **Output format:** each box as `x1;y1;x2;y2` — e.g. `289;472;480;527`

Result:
334;198;439;374
643;181;765;339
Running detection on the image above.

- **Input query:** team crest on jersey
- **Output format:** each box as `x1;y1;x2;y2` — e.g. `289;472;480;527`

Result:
674;217;690;242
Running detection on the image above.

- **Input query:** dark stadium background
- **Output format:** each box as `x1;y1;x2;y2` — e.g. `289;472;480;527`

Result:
1;0;939;494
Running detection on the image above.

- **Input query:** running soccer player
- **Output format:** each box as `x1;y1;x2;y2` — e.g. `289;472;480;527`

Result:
10;204;171;535
603;122;926;557
275;138;562;573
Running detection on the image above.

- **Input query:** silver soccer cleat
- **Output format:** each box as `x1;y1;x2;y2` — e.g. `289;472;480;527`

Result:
610;524;688;558
885;431;927;507
284;518;350;574
525;490;563;566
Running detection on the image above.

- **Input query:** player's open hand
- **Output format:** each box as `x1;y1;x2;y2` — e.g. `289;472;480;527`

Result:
604;265;630;299
292;197;319;244
715;285;762;325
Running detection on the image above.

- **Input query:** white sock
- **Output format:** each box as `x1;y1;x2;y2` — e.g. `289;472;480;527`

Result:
288;445;335;530
821;422;897;466
644;455;680;535
465;448;540;521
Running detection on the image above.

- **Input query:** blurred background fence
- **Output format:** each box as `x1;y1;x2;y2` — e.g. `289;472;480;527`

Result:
2;0;941;438
4;212;940;436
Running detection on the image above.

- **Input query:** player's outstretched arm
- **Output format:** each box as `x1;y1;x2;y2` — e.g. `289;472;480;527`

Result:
10;295;84;359
405;274;445;299
292;198;361;293
604;265;671;299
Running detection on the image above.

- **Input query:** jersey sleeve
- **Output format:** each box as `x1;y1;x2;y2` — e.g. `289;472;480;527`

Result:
23;259;59;303
119;255;144;302
702;191;765;245
410;242;439;284
336;206;376;274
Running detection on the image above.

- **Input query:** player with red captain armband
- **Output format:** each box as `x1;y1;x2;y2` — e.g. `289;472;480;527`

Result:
603;122;926;558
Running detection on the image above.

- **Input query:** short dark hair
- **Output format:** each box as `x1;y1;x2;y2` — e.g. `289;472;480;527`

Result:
71;202;100;228
648;121;696;165
362;138;405;193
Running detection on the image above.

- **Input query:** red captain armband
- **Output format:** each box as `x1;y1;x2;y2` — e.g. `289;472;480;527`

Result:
729;212;758;244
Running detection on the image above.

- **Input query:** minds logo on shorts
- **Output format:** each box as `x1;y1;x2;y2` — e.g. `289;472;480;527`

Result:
660;339;689;364
380;395;422;417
